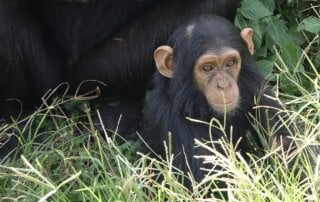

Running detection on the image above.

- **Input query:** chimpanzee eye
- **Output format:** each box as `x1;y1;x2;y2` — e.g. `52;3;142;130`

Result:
226;58;236;67
200;64;215;72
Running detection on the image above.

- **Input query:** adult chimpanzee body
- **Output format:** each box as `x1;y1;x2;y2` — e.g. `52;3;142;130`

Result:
0;0;238;155
143;14;292;185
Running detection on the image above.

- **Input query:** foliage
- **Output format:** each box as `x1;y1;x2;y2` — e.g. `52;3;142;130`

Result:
236;0;320;78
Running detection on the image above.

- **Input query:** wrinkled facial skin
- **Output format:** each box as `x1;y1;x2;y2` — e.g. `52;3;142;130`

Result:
193;48;241;113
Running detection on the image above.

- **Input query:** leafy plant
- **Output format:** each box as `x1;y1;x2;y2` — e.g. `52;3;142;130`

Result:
237;0;320;78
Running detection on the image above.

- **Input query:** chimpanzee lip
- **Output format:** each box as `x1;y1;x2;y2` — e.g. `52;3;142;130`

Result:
213;100;236;106
211;99;239;113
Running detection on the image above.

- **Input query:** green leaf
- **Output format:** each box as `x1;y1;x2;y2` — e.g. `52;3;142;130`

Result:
298;17;320;33
254;45;268;58
266;16;288;46
251;21;263;48
261;0;275;13
240;0;273;20
287;26;306;46
265;32;275;50
281;42;303;72
313;51;320;69
235;14;249;29
256;59;274;76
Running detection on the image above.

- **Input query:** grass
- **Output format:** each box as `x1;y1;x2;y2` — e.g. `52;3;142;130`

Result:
0;54;319;202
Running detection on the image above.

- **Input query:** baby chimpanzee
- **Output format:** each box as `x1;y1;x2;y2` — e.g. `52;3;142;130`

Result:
142;14;292;186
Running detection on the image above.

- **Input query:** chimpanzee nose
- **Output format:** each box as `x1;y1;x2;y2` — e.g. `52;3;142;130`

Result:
216;76;230;89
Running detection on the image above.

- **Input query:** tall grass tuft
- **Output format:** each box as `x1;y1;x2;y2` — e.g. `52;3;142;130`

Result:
0;52;319;201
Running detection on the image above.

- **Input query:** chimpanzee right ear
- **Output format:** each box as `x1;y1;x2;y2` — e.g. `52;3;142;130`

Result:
154;45;174;78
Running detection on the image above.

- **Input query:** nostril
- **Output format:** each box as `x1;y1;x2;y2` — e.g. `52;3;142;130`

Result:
217;77;230;89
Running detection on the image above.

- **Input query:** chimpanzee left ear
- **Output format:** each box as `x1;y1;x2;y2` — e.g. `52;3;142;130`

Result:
240;28;254;55
154;45;174;78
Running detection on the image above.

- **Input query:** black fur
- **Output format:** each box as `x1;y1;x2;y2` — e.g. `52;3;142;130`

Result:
0;0;238;155
142;15;292;185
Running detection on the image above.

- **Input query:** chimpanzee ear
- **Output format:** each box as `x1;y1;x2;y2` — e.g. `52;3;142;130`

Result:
240;28;254;55
154;45;174;78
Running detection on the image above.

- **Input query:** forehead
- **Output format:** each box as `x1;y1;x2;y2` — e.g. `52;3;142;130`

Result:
206;48;239;56
182;17;243;52
184;30;240;57
196;48;240;62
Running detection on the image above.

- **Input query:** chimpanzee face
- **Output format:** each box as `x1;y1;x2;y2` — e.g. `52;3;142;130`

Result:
153;26;253;114
193;48;241;112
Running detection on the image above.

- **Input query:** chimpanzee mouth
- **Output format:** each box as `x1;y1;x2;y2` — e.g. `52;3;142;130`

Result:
215;101;233;105
213;100;237;107
211;99;239;113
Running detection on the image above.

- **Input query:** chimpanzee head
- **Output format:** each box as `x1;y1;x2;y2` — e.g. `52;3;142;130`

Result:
153;15;255;115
